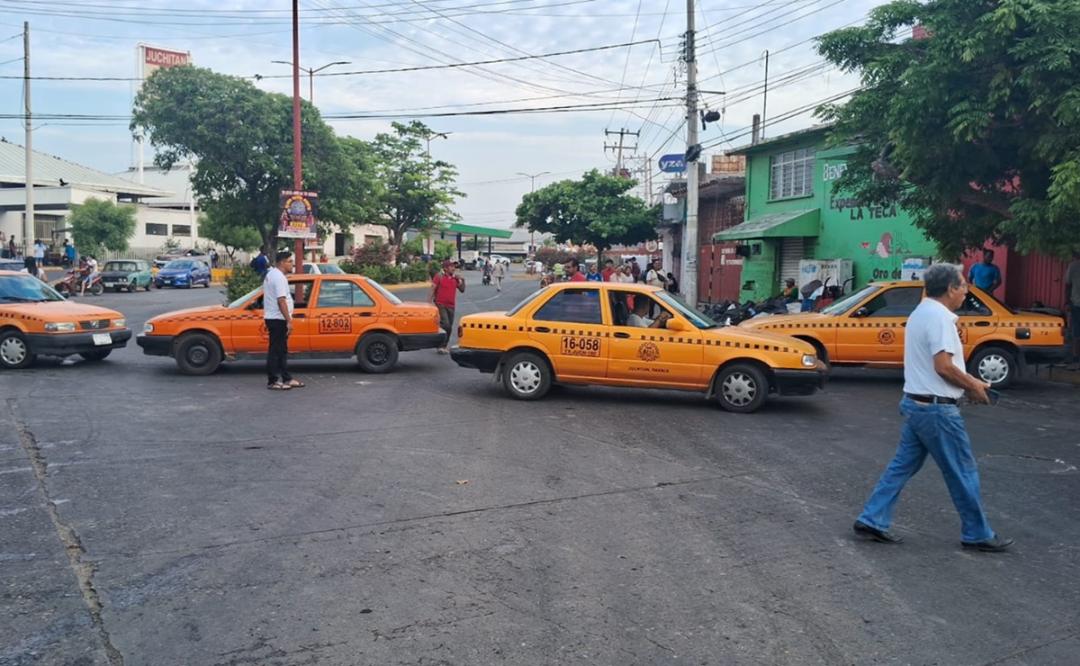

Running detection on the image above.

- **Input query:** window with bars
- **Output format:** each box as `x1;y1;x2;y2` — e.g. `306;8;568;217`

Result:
145;223;168;236
769;148;815;200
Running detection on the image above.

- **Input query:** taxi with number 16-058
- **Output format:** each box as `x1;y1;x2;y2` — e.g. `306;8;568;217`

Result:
451;282;826;413
138;273;445;375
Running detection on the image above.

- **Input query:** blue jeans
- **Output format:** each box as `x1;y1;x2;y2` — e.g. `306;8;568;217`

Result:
857;397;995;543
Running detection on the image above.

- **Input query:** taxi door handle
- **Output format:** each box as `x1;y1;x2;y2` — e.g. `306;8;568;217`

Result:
294;313;306;319
356;312;374;317
534;326;551;333
614;332;631;339
974;321;991;327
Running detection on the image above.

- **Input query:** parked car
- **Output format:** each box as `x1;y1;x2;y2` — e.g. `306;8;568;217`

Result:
0;259;25;272
301;262;346;275
153;249;210;270
101;260;153;292
0;270;131;369
485;254;512;267
138;274;445;375
154;260;212;289
740;280;1067;388
450;282;825;413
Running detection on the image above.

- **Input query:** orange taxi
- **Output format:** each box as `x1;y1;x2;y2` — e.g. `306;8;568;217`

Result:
450;282;826;413
0;270;131;369
137;273;445;375
741;281;1067;388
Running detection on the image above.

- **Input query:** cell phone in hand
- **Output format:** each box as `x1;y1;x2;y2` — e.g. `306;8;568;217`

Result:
987;388;1001;406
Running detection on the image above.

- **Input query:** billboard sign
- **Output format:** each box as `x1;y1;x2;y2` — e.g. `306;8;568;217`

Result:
139;44;191;80
658;154;687;173
278;190;319;239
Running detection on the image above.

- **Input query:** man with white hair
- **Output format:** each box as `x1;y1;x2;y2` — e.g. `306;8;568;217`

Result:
853;263;1013;552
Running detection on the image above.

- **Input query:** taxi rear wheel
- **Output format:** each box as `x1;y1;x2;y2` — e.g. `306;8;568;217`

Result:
356;332;399;373
969;346;1016;388
0;330;34;369
502;351;551;400
715;363;768;413
174;332;223;375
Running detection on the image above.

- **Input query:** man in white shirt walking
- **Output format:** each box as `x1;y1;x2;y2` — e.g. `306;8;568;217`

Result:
264;251;304;391
854;263;1012;552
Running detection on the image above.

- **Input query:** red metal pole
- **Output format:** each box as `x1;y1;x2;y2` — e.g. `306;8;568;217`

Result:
291;0;304;272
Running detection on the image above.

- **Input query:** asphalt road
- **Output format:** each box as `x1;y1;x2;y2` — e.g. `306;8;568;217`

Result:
2;270;1079;666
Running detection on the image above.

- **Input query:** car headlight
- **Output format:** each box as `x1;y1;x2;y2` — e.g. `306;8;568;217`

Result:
112;319;126;328
143;322;154;334
802;354;817;368
45;322;76;332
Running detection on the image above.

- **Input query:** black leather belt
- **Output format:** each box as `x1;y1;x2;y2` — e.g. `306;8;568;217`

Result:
905;393;959;405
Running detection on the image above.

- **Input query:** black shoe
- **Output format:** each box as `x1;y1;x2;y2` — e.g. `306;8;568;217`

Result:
853;521;904;544
961;535;1014;552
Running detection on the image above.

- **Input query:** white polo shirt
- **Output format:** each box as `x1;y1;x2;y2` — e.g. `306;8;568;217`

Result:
263;267;293;320
903;297;965;399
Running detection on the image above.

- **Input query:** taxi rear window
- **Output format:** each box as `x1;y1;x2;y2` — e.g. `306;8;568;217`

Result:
533;289;602;324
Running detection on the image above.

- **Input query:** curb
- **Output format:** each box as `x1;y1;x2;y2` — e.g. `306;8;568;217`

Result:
1032;364;1080;387
384;281;432;292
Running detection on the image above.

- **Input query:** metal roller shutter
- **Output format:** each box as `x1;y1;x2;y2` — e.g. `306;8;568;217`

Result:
779;237;804;289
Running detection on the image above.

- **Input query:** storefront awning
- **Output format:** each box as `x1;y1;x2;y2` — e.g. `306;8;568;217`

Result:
713;208;820;241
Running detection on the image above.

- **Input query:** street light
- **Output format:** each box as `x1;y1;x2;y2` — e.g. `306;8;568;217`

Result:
516;171;549;250
425;131;452;158
271;59;351;104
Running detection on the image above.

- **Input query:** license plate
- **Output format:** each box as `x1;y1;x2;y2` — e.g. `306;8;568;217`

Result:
103;282;115;287
92;333;111;346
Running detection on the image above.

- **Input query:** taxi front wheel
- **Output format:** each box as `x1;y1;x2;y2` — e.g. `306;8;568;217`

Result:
502;351;552;400
715;364;768;413
174;332;223;375
356;332;399;373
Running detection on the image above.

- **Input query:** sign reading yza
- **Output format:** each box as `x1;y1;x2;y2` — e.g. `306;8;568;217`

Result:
278;190;319;239
658;154;687;173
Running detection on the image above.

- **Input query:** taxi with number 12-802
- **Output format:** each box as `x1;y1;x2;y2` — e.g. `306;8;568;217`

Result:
451;282;826;413
137;274;445;375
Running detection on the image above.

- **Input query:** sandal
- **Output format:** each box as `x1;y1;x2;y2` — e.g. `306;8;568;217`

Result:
286;379;306;388
267;382;291;391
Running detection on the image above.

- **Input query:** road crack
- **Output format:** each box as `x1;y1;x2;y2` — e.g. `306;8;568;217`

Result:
8;399;124;665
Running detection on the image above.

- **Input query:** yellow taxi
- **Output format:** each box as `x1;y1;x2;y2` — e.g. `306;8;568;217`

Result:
137;274;445;375
741;281;1067;388
451;282;826;413
0;270;131;369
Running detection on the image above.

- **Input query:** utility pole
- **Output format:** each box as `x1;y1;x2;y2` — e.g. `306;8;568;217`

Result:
604;128;639;176
761;49;769;140
290;0;304;273
23;21;32;258
516;171;549;251
682;0;700;308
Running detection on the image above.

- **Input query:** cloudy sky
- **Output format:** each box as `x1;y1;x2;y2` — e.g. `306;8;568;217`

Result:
0;0;891;229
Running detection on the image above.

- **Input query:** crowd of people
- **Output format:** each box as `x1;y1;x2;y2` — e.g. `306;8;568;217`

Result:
539;256;680;294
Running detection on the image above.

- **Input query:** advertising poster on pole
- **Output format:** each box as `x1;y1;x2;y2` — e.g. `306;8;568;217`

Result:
278;190;319;239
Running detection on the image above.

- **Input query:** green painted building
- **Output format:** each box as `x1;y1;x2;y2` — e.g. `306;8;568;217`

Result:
715;125;938;302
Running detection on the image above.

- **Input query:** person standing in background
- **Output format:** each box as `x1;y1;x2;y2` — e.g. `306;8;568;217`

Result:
968;249;1002;294
264;251;304;391
494;260;506;291
601;259;615;282
432;260;465;354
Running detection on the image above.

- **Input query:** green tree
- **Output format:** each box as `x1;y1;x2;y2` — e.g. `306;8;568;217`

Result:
198;211;261;261
68;198;136;254
131;66;367;248
514;170;658;255
816;0;1080;258
370;121;465;248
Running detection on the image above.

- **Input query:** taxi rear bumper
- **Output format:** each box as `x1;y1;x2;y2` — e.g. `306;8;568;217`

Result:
399;332;447;351
772;367;828;396
450;347;501;373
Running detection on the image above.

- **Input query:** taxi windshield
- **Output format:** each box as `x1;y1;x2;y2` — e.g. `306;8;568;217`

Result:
655;291;719;329
0;274;65;303
821;285;879;315
507;288;546;315
364;278;402;305
228;286;262;309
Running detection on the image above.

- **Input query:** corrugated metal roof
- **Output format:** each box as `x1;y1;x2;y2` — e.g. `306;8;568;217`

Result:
113;165;191;206
0;139;169;197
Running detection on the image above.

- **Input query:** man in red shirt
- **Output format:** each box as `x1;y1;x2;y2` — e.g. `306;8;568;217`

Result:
568;259;587;282
601;259;615;282
431;260;465;354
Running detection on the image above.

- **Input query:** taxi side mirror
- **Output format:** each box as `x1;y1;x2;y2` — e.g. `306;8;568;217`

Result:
666;317;688;332
853;307;869;318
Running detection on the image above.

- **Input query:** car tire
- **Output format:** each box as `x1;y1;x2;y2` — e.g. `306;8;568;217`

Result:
79;350;111;362
502;351;552;400
969;346;1016;389
0;330;34;369
356;332;399;373
174;332;223;375
128;283;137;293
715;363;768;413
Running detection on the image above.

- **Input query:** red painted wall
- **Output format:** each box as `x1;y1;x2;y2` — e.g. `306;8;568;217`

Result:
963;245;1068;310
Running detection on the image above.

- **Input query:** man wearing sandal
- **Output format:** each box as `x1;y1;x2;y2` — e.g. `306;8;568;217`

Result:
264;251;305;391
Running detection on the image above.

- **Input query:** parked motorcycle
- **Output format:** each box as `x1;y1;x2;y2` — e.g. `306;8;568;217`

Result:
54;270;103;297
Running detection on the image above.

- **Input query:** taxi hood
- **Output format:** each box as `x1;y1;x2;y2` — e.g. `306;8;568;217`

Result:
739;312;832;330
4;300;123;321
149;304;229;322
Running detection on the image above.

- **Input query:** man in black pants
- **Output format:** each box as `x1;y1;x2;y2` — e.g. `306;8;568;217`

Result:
264;251;304;390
